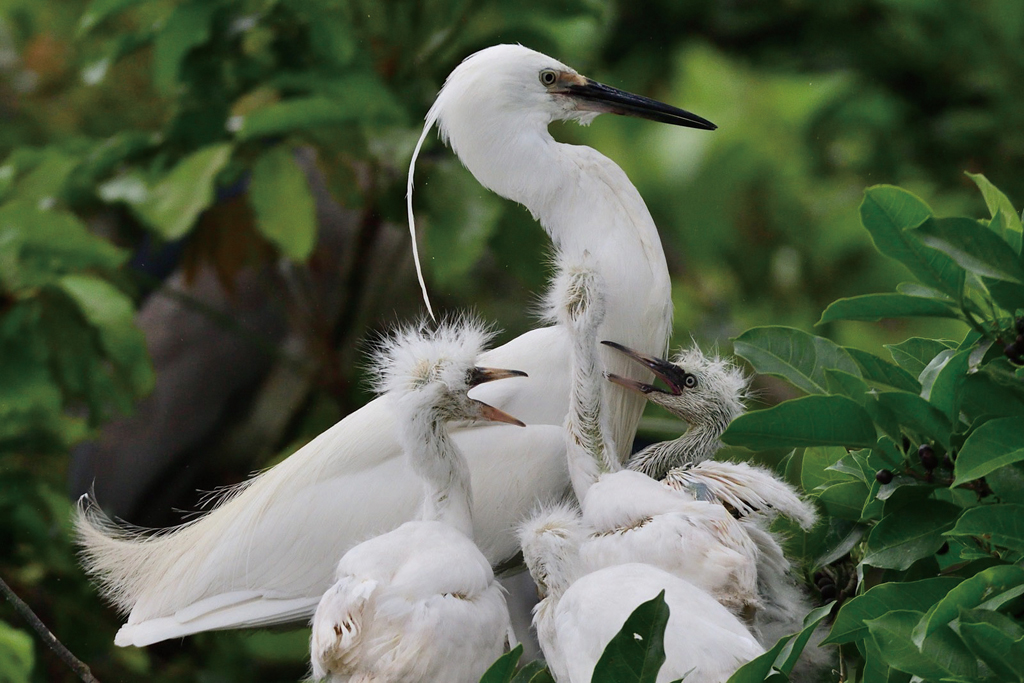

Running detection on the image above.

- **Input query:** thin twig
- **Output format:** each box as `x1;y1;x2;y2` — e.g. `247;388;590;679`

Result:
0;574;100;683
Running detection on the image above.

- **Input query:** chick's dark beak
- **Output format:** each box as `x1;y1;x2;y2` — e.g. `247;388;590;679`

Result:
601;341;689;396
564;77;716;130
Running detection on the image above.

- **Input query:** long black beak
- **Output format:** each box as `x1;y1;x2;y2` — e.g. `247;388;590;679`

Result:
601;341;691;396
565;78;716;130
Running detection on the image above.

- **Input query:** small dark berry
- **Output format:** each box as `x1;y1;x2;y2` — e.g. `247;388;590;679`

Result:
876;469;894;484
919;444;938;471
936;541;950;555
820;584;838;601
1005;343;1022;363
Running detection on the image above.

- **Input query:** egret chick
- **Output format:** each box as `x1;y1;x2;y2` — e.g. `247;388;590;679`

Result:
310;319;520;682
549;262;760;616
520;511;763;683
605;343;829;673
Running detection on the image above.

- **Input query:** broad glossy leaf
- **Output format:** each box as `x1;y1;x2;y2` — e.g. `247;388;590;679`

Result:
249;147;318;260
913;565;1024;644
816;481;870;521
728;603;834;681
591;590;669;683
885;337;956;377
957;608;1024;681
824;370;868;403
989;463;1024;504
862;637;912;683
873;391;952;448
731;327;860;395
967;172;1023;248
866;610;978;681
722;395;876;450
986;279;1024;313
952;417;1024;486
860;186;963;297
817;293;959;324
862;500;960;570
480;644;522;683
153;1;218;93
961;369;1024;424
945;505;1024;552
775;603;836;674
920;347;971;424
724;631;789;683
824;576;960;645
846;348;921;393
511;661;555;683
913;216;1024;284
132;144;232;240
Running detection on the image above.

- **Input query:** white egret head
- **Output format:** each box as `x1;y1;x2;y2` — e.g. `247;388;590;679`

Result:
370;318;526;426
603;341;749;431
407;44;716;318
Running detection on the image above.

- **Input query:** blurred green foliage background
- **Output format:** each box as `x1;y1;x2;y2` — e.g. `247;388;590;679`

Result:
0;0;1019;680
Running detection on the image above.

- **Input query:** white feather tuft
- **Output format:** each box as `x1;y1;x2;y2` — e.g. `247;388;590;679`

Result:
367;315;496;398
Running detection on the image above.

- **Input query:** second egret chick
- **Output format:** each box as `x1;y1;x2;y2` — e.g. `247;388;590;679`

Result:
520;509;764;683
310;319;522;683
605;343;830;675
549;262;760;616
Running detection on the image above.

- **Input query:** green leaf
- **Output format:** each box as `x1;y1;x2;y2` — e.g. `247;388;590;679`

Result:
0;621;34;683
913;216;1024;284
823;577;961;645
860;185;964;298
731;326;860;395
967;172;1023;245
989;462;1024;504
920;347;971;424
800;446;848;497
129;143;233;240
824;369;869;402
237;89;403;140
885;337;956;377
248;147;318;260
727;602;834;682
861;500;960;570
818;293;960;324
957;608;1024;681
953;417;1024;486
846;348;922;393
591;590;669;683
816;481;870;521
511;661;555;683
480;644;523;683
422;161;503;289
153;1;218;93
723;395;877;450
78;0;146;34
866;610;978;681
55;274;154;396
913;565;1024;645
946;505;1024;552
872;391;952;448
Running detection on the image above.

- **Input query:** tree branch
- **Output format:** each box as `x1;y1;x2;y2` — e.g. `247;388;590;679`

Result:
0;574;100;683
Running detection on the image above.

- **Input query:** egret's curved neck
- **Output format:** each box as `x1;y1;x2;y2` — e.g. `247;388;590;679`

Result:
396;410;474;537
629;421;724;480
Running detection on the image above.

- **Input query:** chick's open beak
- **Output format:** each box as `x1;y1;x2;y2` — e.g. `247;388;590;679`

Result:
468;366;527;427
601;341;688;396
561;75;716;130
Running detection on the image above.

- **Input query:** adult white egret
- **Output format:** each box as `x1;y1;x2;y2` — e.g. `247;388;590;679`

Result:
75;44;716;645
604;342;830;675
519;507;764;683
549;262;760;616
310;319;518;682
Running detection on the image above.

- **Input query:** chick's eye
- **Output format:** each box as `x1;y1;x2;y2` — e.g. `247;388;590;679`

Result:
539;69;558;86
684;375;697;388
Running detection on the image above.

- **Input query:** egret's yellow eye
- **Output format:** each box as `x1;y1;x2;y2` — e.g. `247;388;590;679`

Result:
539;69;558;86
